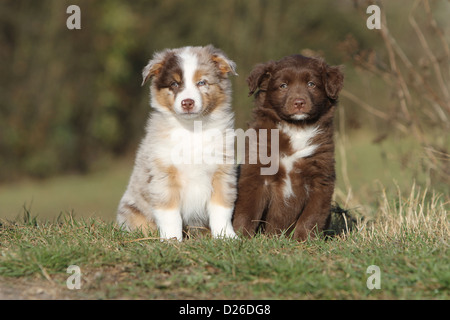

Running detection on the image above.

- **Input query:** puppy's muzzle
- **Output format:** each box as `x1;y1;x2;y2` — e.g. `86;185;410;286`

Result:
293;98;306;112
181;99;195;113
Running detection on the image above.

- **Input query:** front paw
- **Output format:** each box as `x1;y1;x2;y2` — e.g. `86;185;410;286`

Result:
209;204;237;239
211;227;238;239
154;208;183;241
159;232;183;242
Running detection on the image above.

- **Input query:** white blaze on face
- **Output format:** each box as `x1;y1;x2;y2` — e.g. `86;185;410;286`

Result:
174;49;203;116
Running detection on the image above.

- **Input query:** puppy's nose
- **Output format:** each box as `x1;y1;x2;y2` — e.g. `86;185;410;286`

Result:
181;99;195;111
294;98;306;109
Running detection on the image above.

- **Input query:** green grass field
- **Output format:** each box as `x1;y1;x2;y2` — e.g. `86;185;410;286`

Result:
0;158;132;222
0;132;448;299
0;182;448;299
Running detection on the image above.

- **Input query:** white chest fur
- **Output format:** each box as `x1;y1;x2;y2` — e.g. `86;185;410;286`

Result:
276;123;321;199
144;114;234;225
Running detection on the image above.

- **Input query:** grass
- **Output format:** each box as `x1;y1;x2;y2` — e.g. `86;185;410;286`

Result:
0;157;132;221
0;132;448;299
0;184;448;299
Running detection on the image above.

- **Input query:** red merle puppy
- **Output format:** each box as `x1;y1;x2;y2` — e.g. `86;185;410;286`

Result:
232;54;344;241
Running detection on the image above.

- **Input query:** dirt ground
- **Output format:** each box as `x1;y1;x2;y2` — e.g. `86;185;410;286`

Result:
0;276;69;300
0;267;131;300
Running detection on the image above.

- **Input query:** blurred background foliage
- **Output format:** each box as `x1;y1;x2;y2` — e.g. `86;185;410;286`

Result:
0;0;449;218
0;0;378;178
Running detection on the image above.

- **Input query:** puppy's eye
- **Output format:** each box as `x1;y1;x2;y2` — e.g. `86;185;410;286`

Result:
197;80;207;87
307;81;316;88
279;83;288;89
170;81;179;89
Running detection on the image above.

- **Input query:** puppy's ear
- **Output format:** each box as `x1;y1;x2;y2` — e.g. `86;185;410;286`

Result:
207;45;238;76
212;55;237;76
141;50;174;86
324;64;344;100
246;61;274;96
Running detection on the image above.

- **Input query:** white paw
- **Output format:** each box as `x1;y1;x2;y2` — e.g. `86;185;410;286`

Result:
154;208;183;242
212;227;237;239
209;204;237;239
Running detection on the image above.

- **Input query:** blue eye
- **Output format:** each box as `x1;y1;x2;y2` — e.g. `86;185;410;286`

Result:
197;80;207;86
170;81;179;88
279;83;288;89
307;81;316;88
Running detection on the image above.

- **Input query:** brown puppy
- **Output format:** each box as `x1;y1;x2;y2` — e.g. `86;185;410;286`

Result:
232;54;344;240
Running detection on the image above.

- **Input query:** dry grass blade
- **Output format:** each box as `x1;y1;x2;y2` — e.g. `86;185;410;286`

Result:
360;182;449;244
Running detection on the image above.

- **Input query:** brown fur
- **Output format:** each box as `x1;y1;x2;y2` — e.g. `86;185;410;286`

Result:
232;54;344;241
121;203;157;234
